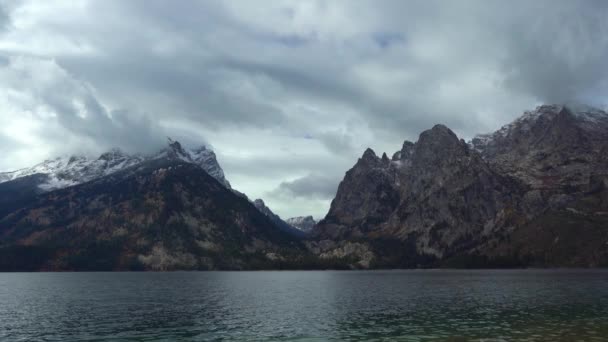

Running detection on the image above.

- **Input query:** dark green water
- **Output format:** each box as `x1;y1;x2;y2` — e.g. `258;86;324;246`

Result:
1;270;607;341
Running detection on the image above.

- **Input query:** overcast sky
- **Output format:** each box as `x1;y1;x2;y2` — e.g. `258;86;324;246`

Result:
1;1;608;219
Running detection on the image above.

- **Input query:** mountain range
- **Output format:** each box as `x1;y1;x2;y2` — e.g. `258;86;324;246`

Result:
1;104;607;270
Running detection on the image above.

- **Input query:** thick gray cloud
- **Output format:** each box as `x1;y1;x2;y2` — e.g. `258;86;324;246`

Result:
270;173;340;200
316;129;358;155
497;1;608;104
0;0;607;218
0;56;165;157
0;9;6;31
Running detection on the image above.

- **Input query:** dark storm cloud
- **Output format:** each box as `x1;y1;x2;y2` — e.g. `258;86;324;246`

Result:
270;173;340;200
0;2;8;29
0;17;6;33
369;0;608;137
499;1;608;104
316;130;357;155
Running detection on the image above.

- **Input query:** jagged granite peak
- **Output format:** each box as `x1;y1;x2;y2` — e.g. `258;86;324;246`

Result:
391;141;414;161
358;147;394;169
381;152;389;163
164;137;191;161
398;141;415;161
361;148;378;162
0;138;231;191
316;120;522;261
317;148;402;239
189;145;231;189
391;151;401;161
286;216;317;233
411;124;469;166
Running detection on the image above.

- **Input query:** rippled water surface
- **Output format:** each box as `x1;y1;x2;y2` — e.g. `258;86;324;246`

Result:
1;270;608;341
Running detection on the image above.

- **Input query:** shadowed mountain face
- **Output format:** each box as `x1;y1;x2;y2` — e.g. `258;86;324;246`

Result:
253;199;307;237
470;105;608;266
0;158;312;271
314;105;608;268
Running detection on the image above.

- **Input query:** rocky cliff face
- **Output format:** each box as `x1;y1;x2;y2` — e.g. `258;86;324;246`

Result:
470;104;608;266
315;125;523;265
315;104;608;268
472;105;608;212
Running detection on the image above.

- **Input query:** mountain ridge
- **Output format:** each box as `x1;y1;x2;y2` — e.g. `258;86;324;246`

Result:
313;103;608;268
0;138;231;191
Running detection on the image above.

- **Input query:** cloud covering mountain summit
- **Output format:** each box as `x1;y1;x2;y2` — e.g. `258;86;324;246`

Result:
1;1;608;218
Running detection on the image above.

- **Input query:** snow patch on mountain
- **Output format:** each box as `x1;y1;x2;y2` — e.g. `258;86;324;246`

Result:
285;216;317;233
470;104;608;152
0;138;231;191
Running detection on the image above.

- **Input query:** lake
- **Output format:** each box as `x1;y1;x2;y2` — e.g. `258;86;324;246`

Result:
1;270;607;341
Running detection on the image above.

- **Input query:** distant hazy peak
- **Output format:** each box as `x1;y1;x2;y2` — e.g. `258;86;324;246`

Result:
285;216;317;233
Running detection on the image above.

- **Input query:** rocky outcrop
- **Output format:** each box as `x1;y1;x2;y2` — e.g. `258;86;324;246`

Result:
316;148;402;240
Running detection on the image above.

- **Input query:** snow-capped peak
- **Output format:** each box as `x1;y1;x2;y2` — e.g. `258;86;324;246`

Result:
470;104;608;152
564;102;608;126
188;145;230;188
493;104;564;137
285;216;317;233
166;138;193;161
0;139;231;191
